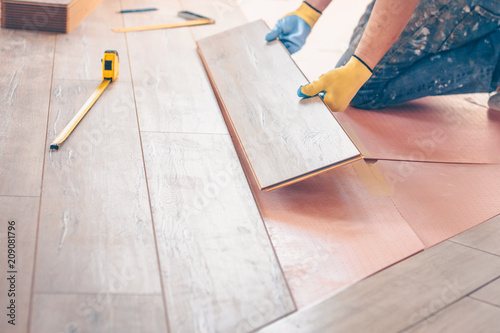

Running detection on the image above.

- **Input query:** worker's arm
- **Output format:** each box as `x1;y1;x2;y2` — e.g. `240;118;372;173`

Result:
299;0;420;112
265;1;332;54
306;0;332;12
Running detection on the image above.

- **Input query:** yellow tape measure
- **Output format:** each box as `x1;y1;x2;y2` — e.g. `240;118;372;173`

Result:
50;50;119;150
112;18;214;33
112;10;215;33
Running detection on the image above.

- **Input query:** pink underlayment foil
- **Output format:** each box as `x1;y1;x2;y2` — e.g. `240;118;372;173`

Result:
335;94;500;164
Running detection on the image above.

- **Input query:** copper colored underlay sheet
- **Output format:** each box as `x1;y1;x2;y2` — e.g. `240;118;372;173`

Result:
233;141;424;307
335;94;500;164
377;160;500;248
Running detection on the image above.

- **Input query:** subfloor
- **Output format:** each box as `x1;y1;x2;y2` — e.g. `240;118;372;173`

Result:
1;0;500;332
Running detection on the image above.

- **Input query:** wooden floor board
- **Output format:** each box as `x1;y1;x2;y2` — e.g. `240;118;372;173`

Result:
403;297;500;333
52;0;131;81
0;29;55;196
470;277;500;308
180;0;249;40
122;0;227;134
30;294;167;332
450;214;500;256
142;132;295;332
34;79;161;294
0;197;39;333
197;20;361;190
258;241;500;333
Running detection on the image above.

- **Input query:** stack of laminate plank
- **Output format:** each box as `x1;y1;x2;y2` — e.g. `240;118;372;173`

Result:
1;0;102;33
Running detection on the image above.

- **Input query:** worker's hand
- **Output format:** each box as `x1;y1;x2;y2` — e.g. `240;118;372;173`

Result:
298;56;373;112
265;2;321;54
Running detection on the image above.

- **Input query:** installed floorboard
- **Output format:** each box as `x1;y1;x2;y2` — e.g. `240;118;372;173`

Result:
142;132;295;332
52;0;131;82
335;94;500;164
470;277;500;308
0;29;55;196
122;0;227;134
34;79;161;293
0;197;39;333
259;241;500;333
198;20;361;190
377;161;500;248
451;214;500;256
30;294;166;332
403;297;500;333
180;0;249;40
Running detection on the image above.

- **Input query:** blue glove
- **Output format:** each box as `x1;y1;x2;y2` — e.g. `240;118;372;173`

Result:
265;2;322;55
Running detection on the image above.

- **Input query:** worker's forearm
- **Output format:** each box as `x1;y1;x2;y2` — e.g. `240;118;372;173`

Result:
355;0;419;70
305;0;332;12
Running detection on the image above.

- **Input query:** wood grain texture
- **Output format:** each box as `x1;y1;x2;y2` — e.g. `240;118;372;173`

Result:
403;297;500;333
259;241;500;333
123;0;227;134
335;94;500;164
197;20;361;190
30;294;167;332
0;29;55;196
142;132;295;332
470;278;500;308
34;80;161;293
180;0;249;40
52;0;130;81
378;161;500;248
0;197;39;333
450;214;500;256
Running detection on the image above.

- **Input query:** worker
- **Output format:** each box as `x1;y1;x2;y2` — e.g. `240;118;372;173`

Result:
266;0;500;112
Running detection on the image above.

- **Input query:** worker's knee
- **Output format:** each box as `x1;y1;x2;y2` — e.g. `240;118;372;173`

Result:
350;87;393;110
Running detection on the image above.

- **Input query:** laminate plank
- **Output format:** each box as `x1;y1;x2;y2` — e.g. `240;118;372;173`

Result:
0;29;54;196
180;0;248;40
470;277;500;308
451;214;500;256
52;0;130;81
122;0;227;134
30;294;167;332
334;94;500;163
258;241;500;333
403;297;500;333
0;197;39;333
197;20;361;190
377;161;500;248
34;80;161;294
142;132;295;332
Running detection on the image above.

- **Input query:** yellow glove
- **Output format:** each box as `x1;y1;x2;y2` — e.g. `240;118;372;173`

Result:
289;2;322;28
298;56;373;112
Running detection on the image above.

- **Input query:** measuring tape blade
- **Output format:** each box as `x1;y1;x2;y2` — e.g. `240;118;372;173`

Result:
50;79;110;150
112;18;214;33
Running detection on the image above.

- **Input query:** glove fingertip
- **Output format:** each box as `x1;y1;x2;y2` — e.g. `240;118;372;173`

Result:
265;31;276;42
265;26;281;42
297;85;311;98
